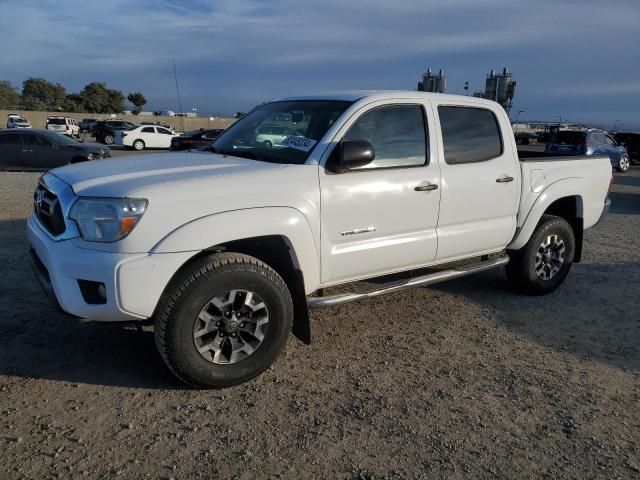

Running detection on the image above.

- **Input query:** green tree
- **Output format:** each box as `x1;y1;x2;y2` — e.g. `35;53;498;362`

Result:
64;93;84;113
0;81;21;109
78;82;124;114
127;92;147;115
22;77;67;110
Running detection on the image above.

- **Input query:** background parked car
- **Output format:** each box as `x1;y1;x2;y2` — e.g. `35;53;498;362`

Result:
94;120;138;144
6;114;32;129
515;132;538;145
79;118;99;134
114;125;178;150
545;129;630;172
170;128;224;151
255;125;303;148
614;132;640;164
46;116;80;137
0;129;110;171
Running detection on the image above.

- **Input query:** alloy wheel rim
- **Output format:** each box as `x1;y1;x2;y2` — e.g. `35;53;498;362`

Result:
193;289;270;364
535;234;565;280
620;157;629;171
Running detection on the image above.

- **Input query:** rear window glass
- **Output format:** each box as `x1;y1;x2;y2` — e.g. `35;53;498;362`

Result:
47;118;66;125
552;131;586;144
438;106;503;164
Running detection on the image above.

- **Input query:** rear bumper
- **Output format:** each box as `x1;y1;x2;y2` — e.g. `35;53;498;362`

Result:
593;197;611;227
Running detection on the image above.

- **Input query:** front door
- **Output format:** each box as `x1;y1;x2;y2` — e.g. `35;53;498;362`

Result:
431;101;519;261
155;127;174;148
319;101;441;285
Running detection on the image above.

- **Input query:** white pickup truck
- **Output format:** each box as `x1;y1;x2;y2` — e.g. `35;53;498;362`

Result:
27;91;612;388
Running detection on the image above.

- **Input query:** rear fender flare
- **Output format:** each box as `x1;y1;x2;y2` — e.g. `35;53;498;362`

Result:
508;178;584;251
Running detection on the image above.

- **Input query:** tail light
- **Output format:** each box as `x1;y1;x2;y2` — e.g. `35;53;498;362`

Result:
183;139;194;145
122;133;128;138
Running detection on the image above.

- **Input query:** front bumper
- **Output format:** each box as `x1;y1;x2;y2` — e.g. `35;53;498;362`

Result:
27;215;194;322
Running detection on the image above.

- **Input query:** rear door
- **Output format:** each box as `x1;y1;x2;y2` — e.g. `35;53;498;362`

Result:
139;126;156;147
431;100;519;261
155;127;174;148
0;132;24;169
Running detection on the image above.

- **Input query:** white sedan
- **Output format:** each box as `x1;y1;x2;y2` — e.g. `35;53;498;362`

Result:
115;125;179;150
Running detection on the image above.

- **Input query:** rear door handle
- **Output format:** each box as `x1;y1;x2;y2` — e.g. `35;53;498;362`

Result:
496;176;514;183
415;183;439;191
21;149;34;153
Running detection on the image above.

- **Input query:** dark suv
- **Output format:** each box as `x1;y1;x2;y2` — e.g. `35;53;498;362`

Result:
545;129;630;172
614;132;640;163
94;120;137;144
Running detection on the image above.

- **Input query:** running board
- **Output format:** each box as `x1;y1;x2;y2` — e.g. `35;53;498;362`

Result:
307;256;509;308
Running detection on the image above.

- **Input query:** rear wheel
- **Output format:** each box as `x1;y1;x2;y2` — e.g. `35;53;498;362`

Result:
617;155;630;172
103;134;114;145
154;252;293;388
506;215;575;295
133;139;145;151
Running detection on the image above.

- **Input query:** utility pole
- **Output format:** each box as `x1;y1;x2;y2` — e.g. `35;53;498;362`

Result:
172;56;185;132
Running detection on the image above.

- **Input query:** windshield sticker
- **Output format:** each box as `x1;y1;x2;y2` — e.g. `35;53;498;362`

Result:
281;136;317;152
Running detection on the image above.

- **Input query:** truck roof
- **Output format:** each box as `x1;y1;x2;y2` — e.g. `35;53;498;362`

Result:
276;90;500;107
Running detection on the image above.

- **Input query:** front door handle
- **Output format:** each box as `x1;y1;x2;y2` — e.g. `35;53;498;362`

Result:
415;183;438;191
21;149;34;153
496;176;514;183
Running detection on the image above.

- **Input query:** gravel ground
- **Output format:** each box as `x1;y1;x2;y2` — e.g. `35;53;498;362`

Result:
1;167;639;479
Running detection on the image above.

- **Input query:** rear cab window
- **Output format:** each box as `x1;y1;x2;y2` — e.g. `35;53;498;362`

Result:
438;106;503;164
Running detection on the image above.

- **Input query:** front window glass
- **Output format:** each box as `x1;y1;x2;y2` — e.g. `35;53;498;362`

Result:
212;100;352;164
343;104;427;170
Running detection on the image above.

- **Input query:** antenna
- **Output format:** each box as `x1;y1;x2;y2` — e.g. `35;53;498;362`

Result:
172;56;185;132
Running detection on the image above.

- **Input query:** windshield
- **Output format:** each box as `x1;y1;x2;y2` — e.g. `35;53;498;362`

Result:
211;100;352;164
12;116;27;123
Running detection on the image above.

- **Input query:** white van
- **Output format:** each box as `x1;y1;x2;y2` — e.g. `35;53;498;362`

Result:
46;116;80;137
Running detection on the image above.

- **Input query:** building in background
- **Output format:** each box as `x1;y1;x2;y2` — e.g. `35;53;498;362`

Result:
417;69;446;93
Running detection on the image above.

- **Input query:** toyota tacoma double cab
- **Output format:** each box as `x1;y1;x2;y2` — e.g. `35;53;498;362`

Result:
27;91;612;388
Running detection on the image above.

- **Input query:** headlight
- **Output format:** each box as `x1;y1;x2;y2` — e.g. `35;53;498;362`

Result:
69;197;147;242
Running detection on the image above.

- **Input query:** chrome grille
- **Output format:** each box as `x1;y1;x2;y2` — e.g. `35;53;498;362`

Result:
34;183;66;236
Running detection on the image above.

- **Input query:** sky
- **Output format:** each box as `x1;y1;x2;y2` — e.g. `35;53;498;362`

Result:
0;0;639;128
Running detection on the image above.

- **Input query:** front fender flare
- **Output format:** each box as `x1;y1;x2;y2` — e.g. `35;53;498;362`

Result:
508;178;584;251
151;207;321;293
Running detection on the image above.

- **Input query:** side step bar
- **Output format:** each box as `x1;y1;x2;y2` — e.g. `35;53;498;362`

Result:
307;256;509;308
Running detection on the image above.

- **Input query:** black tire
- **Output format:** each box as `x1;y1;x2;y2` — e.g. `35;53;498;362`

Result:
133;139;145;151
154;252;293;388
506;214;575;295
104;134;114;145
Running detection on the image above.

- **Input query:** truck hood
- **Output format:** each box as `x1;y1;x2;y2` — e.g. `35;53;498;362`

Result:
50;150;286;197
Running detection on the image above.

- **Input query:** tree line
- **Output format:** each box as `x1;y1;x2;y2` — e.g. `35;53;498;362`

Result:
0;78;147;114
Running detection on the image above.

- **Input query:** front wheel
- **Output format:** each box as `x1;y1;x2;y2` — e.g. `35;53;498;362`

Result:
506;215;575;295
617;155;630;172
154;252;293;388
103;134;114;145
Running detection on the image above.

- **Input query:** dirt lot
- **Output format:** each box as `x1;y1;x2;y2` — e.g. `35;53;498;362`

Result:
1;166;639;480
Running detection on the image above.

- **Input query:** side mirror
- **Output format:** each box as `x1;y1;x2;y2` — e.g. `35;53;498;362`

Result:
336;139;375;172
